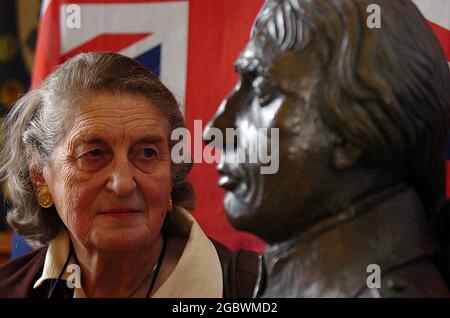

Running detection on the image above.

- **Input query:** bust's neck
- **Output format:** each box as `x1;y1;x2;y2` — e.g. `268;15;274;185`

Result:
258;183;435;297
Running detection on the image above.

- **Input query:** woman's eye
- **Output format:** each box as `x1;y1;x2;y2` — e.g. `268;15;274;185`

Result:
88;149;102;157
142;148;157;158
76;148;107;172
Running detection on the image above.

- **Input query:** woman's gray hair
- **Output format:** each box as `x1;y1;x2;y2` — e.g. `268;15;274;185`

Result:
0;52;195;244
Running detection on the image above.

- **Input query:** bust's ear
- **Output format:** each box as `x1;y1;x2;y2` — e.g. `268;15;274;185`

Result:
29;165;47;188
333;140;362;171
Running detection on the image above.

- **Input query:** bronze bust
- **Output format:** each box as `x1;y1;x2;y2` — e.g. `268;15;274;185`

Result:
204;0;450;297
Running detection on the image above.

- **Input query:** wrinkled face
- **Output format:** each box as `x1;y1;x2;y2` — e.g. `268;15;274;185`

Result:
42;92;172;251
204;19;339;243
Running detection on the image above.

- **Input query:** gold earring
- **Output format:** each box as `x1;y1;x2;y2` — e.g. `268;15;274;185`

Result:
167;198;173;213
37;186;53;208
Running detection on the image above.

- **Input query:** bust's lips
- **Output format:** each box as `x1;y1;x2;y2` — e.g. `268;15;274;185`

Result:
217;162;244;192
218;175;241;191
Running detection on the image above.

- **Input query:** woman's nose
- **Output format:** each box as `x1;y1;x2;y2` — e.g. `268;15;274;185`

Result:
105;158;136;197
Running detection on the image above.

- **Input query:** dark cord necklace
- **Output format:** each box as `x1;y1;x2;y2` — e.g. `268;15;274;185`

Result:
145;233;167;298
47;243;74;298
47;234;167;298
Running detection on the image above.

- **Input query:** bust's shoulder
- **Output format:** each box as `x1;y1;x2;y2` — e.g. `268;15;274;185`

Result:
0;246;47;297
357;258;450;298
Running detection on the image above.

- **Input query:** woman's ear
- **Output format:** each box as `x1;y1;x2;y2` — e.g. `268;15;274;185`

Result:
332;140;362;171
29;165;47;188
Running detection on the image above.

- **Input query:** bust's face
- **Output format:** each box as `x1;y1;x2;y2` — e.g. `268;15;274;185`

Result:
204;13;339;243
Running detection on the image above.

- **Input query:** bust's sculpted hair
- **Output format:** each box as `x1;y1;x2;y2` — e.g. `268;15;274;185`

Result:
0;52;194;244
255;0;450;221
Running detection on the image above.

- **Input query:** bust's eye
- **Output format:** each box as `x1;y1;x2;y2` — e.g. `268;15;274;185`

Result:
253;76;277;107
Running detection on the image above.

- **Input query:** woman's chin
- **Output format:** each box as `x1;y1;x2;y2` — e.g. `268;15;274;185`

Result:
88;226;152;251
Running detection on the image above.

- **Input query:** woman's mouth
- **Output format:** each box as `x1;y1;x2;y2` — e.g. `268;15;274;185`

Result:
97;208;143;218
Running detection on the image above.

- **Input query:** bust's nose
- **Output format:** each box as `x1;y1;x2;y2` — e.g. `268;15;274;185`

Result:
203;87;243;150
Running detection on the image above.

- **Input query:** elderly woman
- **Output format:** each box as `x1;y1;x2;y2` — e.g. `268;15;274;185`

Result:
0;52;258;298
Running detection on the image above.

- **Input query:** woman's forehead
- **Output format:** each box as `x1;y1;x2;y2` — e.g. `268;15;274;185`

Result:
79;91;159;111
73;92;164;121
64;92;170;141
